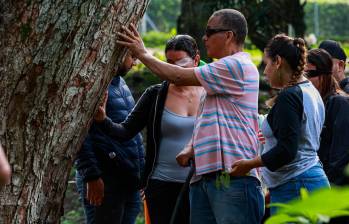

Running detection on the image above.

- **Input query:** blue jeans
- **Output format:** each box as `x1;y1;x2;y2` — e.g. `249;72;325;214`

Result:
76;171;141;224
269;163;330;215
190;175;264;224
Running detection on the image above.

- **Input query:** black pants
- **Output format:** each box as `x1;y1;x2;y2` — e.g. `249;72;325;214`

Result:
145;179;190;224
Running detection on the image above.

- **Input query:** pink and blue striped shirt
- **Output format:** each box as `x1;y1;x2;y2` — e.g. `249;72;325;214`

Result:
193;52;260;178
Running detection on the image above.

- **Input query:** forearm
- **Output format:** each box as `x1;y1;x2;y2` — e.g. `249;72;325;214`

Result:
248;156;264;169
96;117;135;141
138;52;198;86
261;142;298;171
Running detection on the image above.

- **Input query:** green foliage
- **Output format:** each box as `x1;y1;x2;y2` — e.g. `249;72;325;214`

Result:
304;1;349;40
147;0;181;32
266;187;349;224
136;216;145;224
245;47;263;66
341;43;349;57
62;210;84;224
215;171;231;189
142;29;176;49
124;61;162;100
307;0;349;4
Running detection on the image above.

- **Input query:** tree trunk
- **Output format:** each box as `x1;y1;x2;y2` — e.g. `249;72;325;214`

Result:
0;0;149;223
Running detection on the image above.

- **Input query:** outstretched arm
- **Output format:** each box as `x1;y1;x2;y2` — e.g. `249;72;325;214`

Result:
116;24;200;86
95;85;156;141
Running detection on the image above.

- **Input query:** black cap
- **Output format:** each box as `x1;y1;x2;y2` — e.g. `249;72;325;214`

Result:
319;40;347;62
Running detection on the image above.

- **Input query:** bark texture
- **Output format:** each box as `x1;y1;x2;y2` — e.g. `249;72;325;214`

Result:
0;0;149;223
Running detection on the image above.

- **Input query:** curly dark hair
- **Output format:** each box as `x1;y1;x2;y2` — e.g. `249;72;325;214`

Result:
265;34;307;87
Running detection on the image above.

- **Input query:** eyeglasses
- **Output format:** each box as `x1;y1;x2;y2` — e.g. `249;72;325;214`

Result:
205;28;232;38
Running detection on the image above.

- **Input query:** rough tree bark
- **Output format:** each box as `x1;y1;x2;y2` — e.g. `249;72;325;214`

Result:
0;0;149;223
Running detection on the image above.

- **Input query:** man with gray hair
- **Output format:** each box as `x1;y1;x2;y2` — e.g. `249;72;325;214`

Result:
117;8;264;223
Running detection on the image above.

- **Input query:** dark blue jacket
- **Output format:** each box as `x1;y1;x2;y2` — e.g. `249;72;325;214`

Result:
75;76;144;189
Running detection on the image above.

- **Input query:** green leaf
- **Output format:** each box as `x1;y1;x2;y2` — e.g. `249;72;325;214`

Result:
268;187;349;223
316;214;330;223
300;188;309;200
265;214;310;224
268;203;293;210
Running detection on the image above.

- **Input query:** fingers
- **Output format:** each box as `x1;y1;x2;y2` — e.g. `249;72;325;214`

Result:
229;166;238;175
117;31;135;43
176;154;189;167
116;40;133;47
130;23;140;37
102;91;108;107
257;130;265;144
89;192;103;206
122;25;137;40
140;189;146;201
86;179;104;206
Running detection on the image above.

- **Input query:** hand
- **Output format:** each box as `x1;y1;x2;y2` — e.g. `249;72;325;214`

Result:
140;189;146;201
258;130;265;144
94;91;108;122
0;145;11;186
86;178;104;206
116;23;148;59
230;159;254;176
230;157;263;176
0;164;11;186
176;146;194;167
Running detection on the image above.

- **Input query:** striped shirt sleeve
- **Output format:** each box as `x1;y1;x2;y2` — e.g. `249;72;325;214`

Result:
194;57;245;96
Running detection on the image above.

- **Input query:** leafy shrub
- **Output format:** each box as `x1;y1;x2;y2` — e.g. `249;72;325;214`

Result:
142;29;177;49
267;187;349;224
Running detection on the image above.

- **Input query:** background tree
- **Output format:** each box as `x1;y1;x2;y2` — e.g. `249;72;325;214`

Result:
147;0;181;32
0;0;149;223
177;0;306;60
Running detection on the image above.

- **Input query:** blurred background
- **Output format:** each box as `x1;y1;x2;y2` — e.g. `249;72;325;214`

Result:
61;0;349;223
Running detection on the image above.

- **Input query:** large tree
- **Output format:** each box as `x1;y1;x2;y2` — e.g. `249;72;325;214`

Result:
0;0;149;223
177;0;306;60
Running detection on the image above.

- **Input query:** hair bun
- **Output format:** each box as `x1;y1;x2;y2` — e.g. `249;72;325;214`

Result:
293;37;305;48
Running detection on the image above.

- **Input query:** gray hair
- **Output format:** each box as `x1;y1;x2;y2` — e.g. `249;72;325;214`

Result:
212;9;248;45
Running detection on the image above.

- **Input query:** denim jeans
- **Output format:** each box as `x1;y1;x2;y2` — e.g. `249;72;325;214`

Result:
76;171;141;224
190;175;264;224
269;163;330;215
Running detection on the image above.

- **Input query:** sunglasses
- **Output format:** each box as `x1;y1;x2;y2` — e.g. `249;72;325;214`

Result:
205;28;232;38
